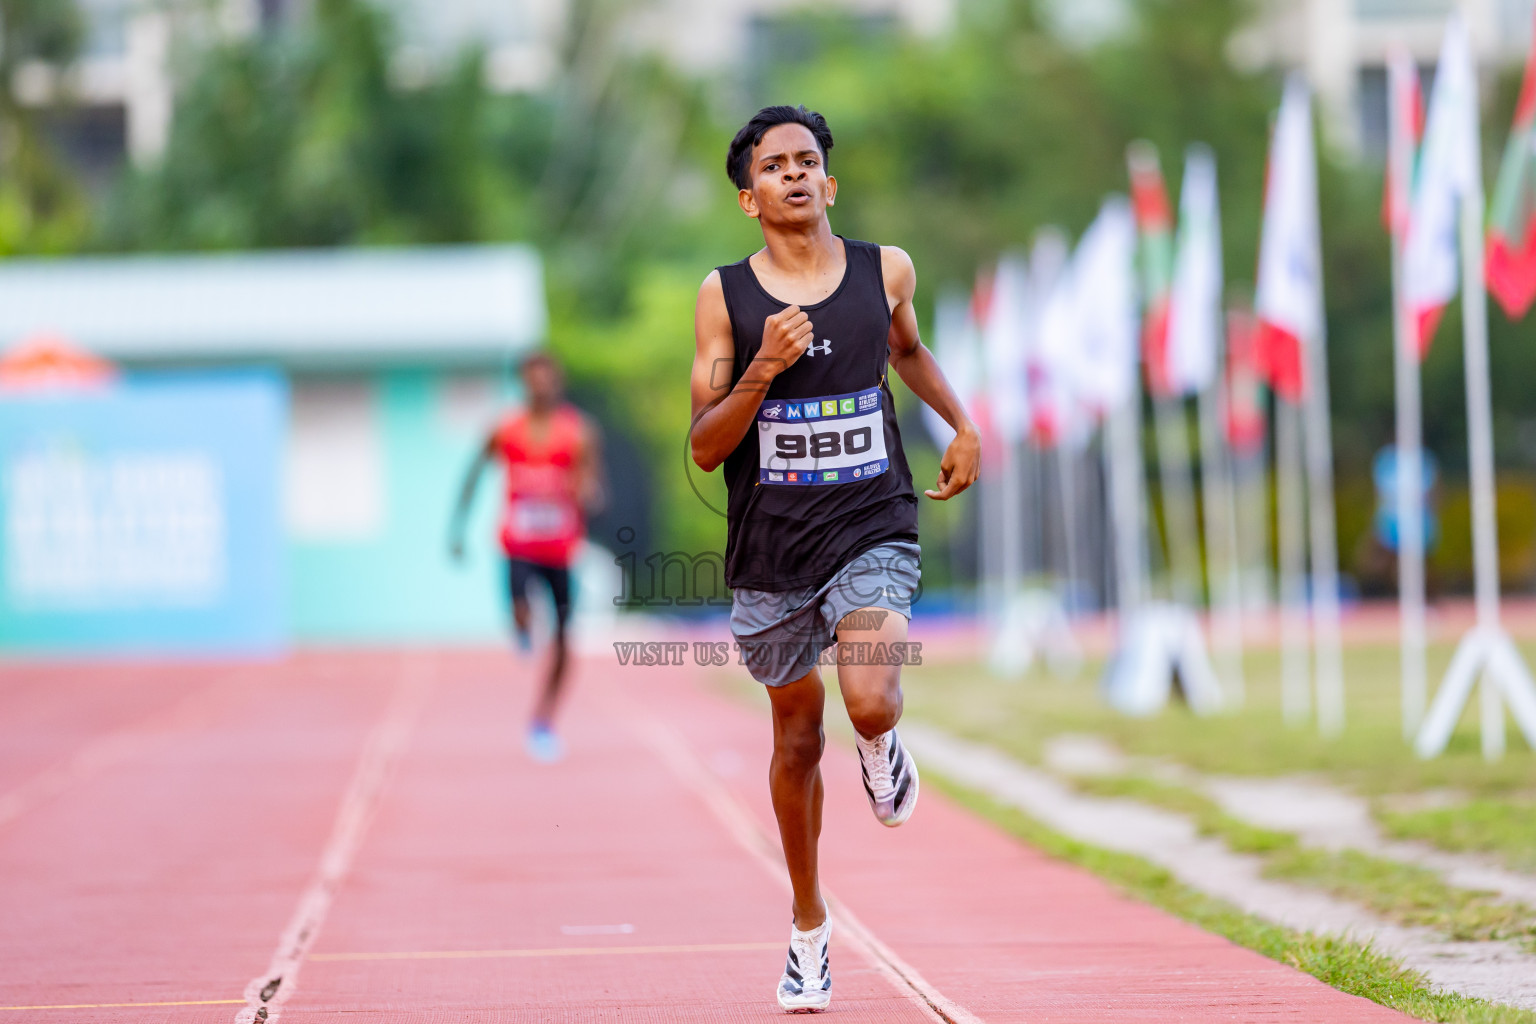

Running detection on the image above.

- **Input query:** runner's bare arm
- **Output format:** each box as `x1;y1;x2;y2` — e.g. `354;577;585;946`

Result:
448;434;497;561
881;246;980;500
690;269;814;472
576;416;607;515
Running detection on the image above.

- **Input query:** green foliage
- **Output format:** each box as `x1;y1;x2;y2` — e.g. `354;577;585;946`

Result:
0;0;88;254
104;0;538;249
26;0;1536;583
547;267;727;556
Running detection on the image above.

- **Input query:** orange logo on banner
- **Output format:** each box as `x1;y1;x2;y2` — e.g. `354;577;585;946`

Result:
0;334;117;391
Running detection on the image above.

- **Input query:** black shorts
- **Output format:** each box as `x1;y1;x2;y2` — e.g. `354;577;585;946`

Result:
508;559;572;628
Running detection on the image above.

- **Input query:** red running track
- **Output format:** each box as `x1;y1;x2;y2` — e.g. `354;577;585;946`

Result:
0;650;1411;1022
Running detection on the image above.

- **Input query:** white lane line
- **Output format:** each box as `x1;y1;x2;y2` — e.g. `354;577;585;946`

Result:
626;708;985;1024
234;657;434;1024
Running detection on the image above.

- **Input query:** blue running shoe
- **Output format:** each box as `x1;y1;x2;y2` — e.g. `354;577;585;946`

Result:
525;723;563;763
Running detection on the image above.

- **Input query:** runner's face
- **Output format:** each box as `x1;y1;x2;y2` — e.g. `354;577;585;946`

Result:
741;123;836;226
523;362;561;407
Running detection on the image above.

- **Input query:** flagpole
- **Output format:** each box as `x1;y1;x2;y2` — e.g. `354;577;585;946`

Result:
1276;397;1311;723
1457;85;1507;759
1304;264;1346;739
1199;380;1246;705
1057;443;1082;613
1389;51;1429;739
1108;393;1146;629
1412;16;1536;760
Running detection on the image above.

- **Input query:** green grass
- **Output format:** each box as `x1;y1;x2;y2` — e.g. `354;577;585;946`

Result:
1070;772;1536;949
930;775;1536;1024
1381;800;1536;876
1072;773;1299;854
899;643;1536;798
1265;847;1536;948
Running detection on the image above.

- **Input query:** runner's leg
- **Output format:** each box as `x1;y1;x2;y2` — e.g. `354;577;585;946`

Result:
508;560;534;649
765;668;828;931
834;607;907;739
530;565;572;728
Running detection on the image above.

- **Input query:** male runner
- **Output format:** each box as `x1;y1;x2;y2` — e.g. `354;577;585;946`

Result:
450;352;603;763
690;105;980;1013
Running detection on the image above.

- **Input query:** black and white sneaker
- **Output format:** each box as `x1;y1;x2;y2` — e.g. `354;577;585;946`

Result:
776;918;831;1013
855;728;919;827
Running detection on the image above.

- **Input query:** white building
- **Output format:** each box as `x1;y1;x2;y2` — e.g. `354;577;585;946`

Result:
1240;0;1536;155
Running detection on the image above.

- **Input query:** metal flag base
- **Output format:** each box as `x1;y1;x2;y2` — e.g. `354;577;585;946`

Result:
1103;603;1224;717
989;587;1082;680
1414;625;1536;760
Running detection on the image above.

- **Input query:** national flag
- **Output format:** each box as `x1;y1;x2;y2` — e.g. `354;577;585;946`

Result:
1165;145;1224;396
1254;76;1322;403
1402;15;1478;357
922;290;980;449
1033;261;1078;446
1026;230;1072;446
1127;141;1176;398
1487;13;1536;319
1384;48;1423;236
1061;197;1140;416
981;254;1032;445
1222;304;1266;455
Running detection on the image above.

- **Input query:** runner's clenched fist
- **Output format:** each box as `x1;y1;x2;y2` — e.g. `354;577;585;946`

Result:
758;304;814;372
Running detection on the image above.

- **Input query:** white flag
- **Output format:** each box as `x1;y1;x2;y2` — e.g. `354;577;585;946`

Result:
1254;75;1322;401
1166;145;1224;395
1402;14;1478;354
982;253;1031;444
1064;197;1139;414
1027;229;1073;445
923;290;980;449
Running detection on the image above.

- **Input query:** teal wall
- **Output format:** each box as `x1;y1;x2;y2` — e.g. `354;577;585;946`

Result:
289;368;515;643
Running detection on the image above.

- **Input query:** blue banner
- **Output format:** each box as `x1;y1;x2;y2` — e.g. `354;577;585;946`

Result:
0;372;287;655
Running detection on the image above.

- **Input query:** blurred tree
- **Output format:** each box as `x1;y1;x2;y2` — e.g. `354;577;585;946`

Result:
87;0;1536;588
103;0;530;249
0;0;90;254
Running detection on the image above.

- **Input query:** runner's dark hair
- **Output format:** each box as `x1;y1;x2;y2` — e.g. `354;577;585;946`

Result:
520;350;559;375
726;105;833;190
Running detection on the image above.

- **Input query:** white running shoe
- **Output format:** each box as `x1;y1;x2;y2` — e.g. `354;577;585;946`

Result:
855;728;919;827
776;918;831;1013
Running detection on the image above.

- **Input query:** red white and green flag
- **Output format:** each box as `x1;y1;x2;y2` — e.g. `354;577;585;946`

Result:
1402;16;1477;356
1487;13;1536;320
1222;305;1266;455
1127;141;1176;399
1254;77;1321;404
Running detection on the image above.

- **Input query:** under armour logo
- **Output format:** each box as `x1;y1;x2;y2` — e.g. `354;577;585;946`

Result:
806;339;832;357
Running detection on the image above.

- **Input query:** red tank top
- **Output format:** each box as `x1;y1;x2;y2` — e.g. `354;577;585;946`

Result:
493;405;585;567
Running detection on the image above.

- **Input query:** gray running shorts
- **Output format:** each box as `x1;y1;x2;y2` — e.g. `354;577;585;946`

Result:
729;541;921;688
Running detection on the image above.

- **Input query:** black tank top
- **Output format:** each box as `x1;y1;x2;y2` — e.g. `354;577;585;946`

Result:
717;237;918;591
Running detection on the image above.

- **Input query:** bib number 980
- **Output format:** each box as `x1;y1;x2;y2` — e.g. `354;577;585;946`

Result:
775;426;873;461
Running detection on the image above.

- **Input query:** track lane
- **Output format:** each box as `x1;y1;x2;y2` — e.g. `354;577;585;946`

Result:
0;654;399;1021
285;651;939;1022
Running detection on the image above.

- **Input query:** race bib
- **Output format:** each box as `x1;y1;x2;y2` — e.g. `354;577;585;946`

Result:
756;385;889;485
507;498;577;540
